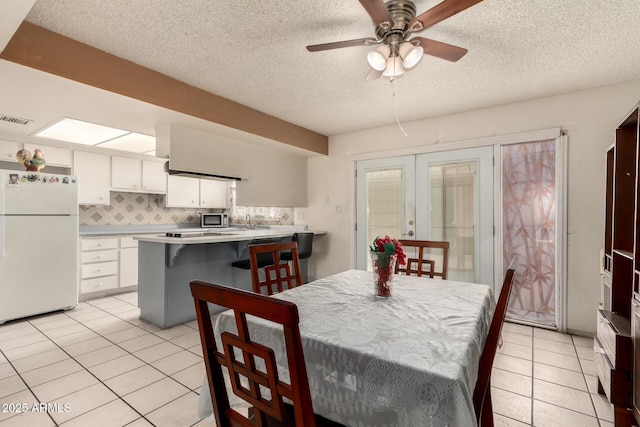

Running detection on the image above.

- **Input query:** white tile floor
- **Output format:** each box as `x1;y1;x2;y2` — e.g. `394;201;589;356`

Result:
0;293;613;426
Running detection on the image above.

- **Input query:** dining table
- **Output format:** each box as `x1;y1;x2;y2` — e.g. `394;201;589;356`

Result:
197;269;494;427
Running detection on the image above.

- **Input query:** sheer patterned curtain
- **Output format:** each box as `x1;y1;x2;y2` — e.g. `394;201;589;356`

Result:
502;140;556;326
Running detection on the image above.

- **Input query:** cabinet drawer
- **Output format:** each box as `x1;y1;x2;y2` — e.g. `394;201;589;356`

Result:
81;238;118;251
597;310;618;367
594;337;612;401
120;236;139;248
81;249;118;264
595;337;632;406
596;310;633;370
81;275;118;294
81;261;117;279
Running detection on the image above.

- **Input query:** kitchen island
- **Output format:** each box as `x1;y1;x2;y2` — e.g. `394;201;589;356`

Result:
134;227;325;328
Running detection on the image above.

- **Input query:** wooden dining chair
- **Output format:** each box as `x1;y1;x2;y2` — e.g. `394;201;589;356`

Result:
249;241;304;295
396;240;450;279
472;258;518;426
190;280;343;427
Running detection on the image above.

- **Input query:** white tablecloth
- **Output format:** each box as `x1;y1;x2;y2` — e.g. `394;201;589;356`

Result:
199;269;494;427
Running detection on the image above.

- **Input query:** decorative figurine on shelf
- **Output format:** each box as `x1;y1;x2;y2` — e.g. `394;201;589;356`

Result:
15;148;46;172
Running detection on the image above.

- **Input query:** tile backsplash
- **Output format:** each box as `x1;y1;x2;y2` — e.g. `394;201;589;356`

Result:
79;192;295;226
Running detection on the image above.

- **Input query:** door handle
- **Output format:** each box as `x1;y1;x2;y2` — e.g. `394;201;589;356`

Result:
402;231;415;237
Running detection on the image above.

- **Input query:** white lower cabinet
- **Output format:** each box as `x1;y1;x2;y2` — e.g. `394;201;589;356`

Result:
79;235;140;299
116;237;139;291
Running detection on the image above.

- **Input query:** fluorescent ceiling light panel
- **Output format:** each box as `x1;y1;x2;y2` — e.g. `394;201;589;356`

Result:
34;118;129;145
98;133;156;153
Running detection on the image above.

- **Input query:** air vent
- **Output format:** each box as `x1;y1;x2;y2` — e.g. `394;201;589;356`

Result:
0;115;33;125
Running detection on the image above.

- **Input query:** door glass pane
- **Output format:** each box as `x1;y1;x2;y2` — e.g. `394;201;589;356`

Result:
366;168;404;270
502;140;556;327
429;161;478;282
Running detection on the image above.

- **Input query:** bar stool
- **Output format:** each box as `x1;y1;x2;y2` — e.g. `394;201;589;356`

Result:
231;237;281;291
280;232;314;283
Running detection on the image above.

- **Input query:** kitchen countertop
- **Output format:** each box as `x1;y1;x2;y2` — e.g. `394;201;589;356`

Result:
79;224;211;236
79;224;322;236
134;226;325;244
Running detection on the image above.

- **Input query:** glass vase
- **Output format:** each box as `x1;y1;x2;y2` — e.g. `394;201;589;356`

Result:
370;252;397;298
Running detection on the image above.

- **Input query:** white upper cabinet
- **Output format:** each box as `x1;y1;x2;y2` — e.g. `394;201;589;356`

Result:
141;160;166;193
166;175;227;208
166;175;199;208
111;157;166;193
0;140;22;163
73;151;110;205
200;179;228;208
24;143;72;168
111;156;142;191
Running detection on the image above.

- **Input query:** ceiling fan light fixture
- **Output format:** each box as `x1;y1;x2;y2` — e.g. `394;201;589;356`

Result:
382;55;404;77
367;44;391;71
399;41;424;69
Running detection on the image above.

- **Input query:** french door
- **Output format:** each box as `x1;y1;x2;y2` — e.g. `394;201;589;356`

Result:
416;147;494;285
356;156;415;270
356;147;494;285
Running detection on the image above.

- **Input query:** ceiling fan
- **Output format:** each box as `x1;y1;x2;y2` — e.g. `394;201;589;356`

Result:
306;0;483;80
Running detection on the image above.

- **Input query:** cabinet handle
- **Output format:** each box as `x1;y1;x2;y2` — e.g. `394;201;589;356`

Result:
632;299;640;308
598;316;610;324
593;346;606;355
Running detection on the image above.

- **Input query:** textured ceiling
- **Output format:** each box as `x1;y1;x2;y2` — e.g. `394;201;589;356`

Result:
7;0;640;139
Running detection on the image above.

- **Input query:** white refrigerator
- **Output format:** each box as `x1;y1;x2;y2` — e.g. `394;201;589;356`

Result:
0;169;79;324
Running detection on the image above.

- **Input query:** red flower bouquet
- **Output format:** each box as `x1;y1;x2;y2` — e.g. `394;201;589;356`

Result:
369;236;407;297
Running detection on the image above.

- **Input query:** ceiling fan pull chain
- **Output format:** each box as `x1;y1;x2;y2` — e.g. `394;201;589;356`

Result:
391;79;408;137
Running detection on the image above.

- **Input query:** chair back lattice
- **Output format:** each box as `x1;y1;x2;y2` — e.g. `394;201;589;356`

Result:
249;241;304;295
396;240;450;279
190;280;317;427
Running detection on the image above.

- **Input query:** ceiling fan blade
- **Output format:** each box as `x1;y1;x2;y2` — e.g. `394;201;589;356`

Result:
366;68;383;81
358;0;394;29
412;37;468;62
306;37;379;52
408;0;483;33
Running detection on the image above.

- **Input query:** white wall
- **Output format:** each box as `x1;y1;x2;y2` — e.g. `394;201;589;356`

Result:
306;79;640;335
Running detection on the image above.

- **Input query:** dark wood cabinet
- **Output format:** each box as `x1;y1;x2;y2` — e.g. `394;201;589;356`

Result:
599;105;639;426
632;300;640;422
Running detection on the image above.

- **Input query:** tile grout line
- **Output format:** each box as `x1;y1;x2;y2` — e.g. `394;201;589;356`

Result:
530;328;534;426
66;298;205;424
0;345;58;426
0;296;184;426
26;316;152;426
69;298;207;422
572;334;606;427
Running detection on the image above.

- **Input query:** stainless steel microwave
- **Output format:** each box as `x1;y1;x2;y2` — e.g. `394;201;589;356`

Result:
201;213;229;228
